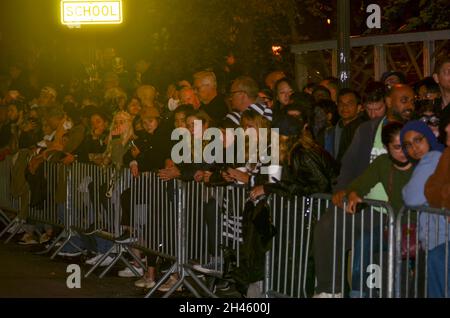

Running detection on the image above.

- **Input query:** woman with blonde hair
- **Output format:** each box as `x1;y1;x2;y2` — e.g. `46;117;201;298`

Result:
103;111;134;168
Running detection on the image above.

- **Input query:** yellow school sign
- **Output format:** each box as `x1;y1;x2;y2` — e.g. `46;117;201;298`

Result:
61;0;123;25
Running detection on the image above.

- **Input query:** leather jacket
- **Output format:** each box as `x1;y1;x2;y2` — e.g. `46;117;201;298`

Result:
264;143;339;198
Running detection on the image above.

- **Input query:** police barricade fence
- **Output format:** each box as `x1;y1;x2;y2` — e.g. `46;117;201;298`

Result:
264;193;396;298
180;181;246;297
0;155;20;236
0;152;35;242
4;157;427;299
126;172;246;298
395;206;450;298
67;162;146;278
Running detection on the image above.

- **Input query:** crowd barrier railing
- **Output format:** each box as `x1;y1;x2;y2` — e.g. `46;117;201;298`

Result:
264;193;396;298
395;206;450;298
6;158;450;299
68;164;145;279
0;154;26;243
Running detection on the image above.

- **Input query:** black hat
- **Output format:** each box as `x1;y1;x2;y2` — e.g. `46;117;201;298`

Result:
381;71;406;84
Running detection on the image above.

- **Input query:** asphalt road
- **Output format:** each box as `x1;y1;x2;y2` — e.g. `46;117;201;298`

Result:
0;227;240;298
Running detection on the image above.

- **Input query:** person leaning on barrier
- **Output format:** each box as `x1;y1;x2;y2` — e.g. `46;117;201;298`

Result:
248;112;338;200
331;122;413;298
194;104;274;296
220;104;276;297
75;108;110;164
334;84;415;194
158;109;213;182
312;122;414;298
423;107;450;298
117;107;173;287
401;120;447;298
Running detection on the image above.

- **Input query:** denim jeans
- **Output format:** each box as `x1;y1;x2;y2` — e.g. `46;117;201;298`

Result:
427;243;450;298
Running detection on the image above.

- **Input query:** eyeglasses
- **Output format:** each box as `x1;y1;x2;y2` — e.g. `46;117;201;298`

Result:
402;135;425;150
193;84;208;92
419;115;440;127
228;90;245;97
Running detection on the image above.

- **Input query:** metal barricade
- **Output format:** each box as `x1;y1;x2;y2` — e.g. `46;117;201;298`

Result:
264;193;395;298
181;182;246;297
264;195;316;298
27;161;71;256
125;171;179;294
395;206;450;298
141;179;247;298
0;155;20;237
28;161;62;228
81;164;145;278
131;172;178;262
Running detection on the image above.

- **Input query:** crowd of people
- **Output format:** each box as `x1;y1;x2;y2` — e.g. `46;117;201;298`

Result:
0;50;449;298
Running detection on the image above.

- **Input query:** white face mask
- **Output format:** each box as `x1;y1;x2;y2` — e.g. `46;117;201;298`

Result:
168;98;180;112
63;120;73;130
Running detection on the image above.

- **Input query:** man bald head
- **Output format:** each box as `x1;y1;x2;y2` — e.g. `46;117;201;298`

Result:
385;84;415;122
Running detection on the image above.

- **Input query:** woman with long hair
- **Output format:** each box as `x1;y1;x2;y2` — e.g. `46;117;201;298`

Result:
249;112;338;200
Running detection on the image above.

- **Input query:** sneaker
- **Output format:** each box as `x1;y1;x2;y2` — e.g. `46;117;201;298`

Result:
158;276;182;292
18;233;38;245
39;233;52;244
115;232;137;244
45;241;62;249
215;280;231;292
85;254;115;267
57;251;83;257
312;292;343;298
192;260;223;275
118;265;144;277
134;277;156;289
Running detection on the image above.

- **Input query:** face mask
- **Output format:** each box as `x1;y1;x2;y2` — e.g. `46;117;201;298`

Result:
63;120;73;130
168;98;180;112
388;152;410;168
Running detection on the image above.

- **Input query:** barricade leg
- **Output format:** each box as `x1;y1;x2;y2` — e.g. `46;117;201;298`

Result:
0;209;10;226
34;228;67;255
50;229;86;259
0;217;21;240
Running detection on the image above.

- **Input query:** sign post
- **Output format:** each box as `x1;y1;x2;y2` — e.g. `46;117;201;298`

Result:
61;0;123;25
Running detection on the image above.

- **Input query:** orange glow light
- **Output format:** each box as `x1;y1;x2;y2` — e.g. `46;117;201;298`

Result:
272;46;282;56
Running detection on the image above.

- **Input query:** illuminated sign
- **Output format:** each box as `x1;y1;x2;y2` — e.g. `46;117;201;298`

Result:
61;0;123;25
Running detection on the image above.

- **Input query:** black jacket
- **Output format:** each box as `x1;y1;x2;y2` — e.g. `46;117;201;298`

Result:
75;133;108;163
123;128;171;172
264;143;339;197
200;94;229;125
334;117;385;192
